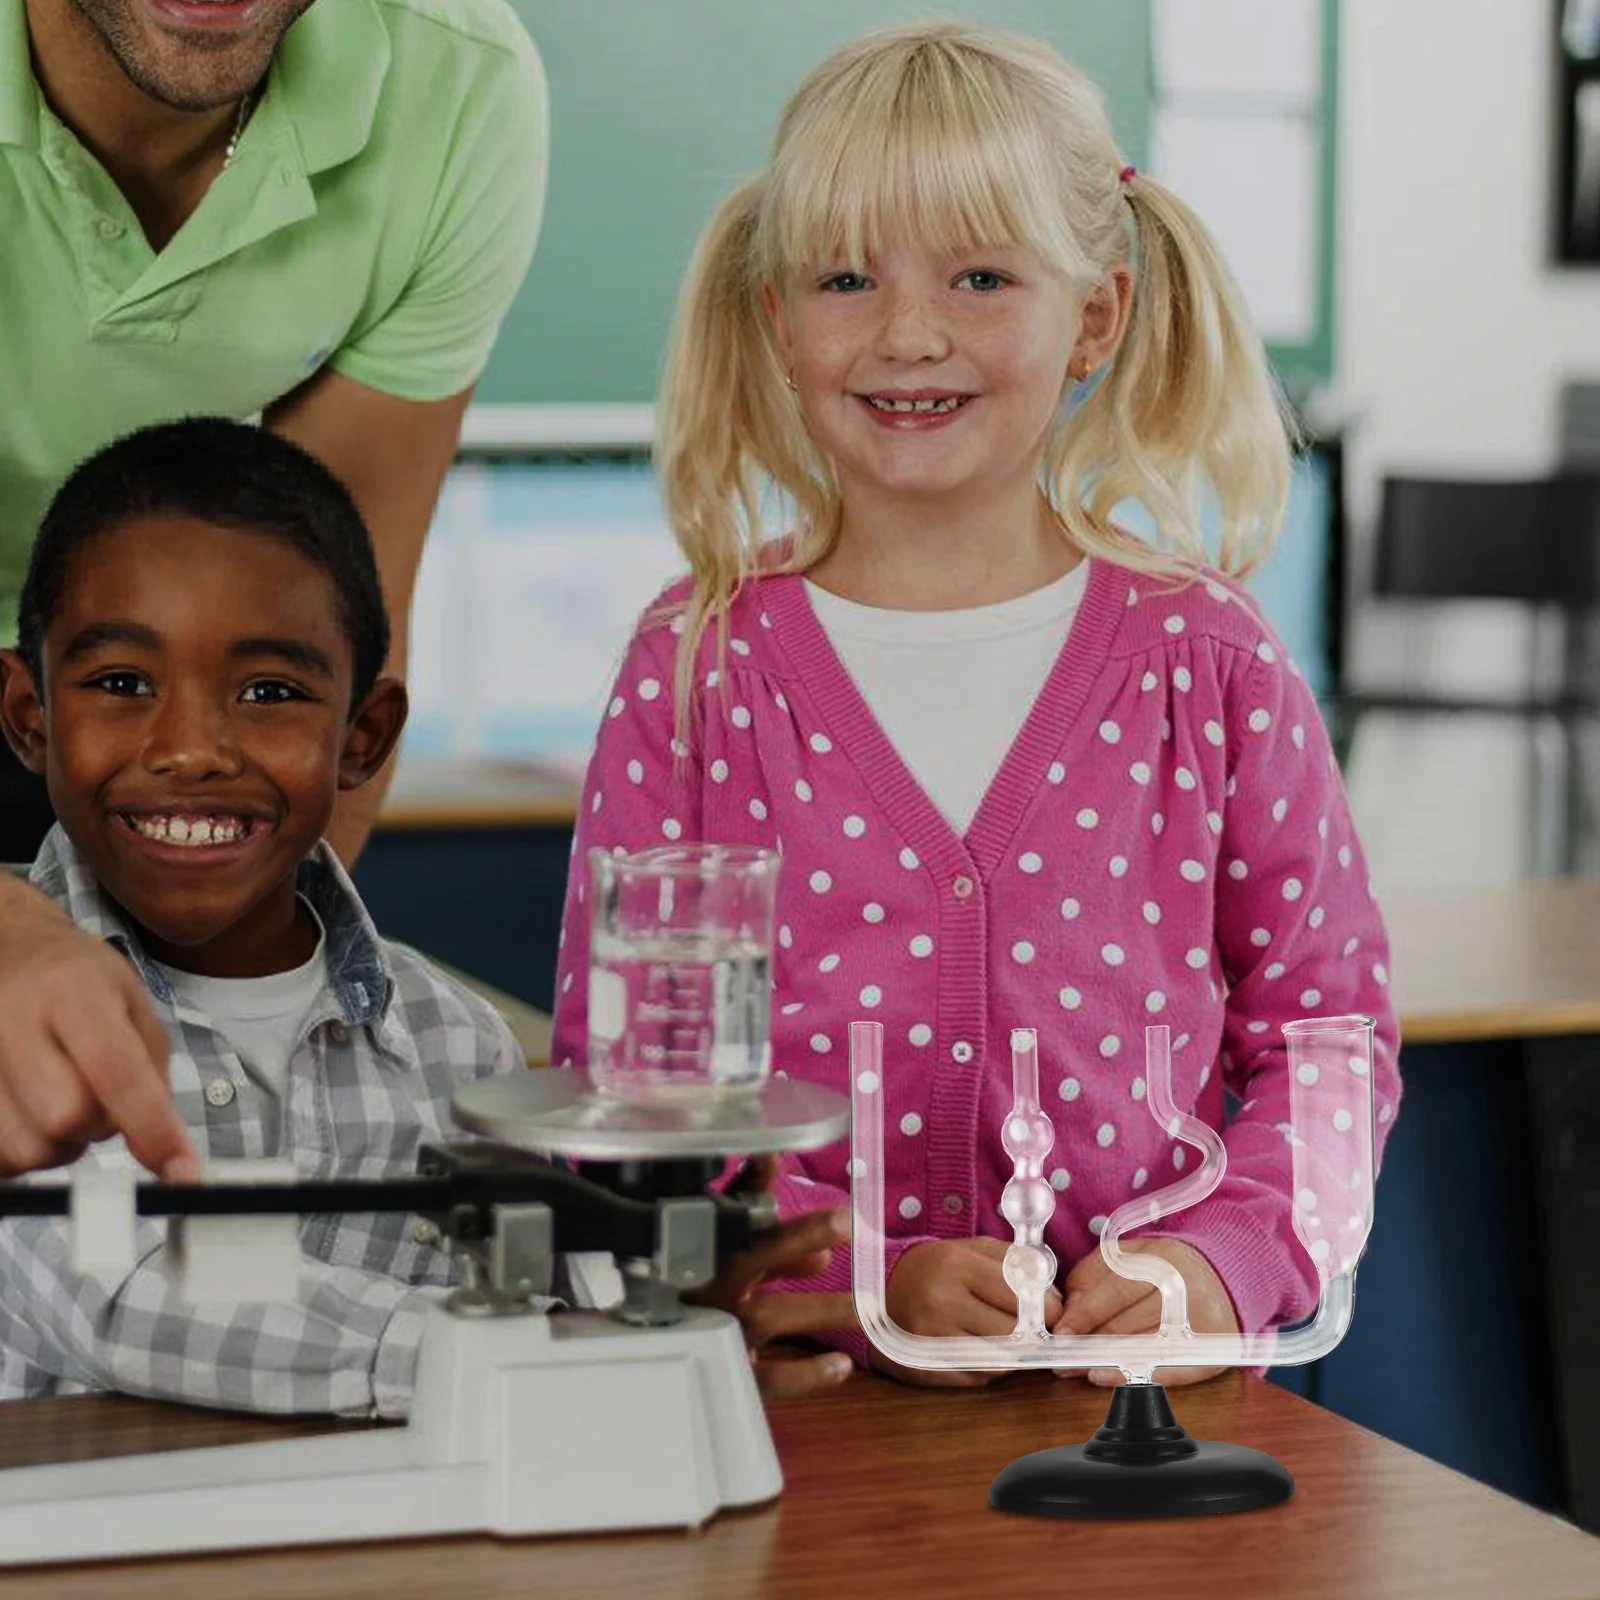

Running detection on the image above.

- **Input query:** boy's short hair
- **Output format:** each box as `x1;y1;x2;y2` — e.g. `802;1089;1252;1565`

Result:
16;419;390;707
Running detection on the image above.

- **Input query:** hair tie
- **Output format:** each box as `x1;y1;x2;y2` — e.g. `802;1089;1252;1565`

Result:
1119;164;1137;187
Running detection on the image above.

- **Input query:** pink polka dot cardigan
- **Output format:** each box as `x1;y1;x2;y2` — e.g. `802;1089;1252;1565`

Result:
552;557;1401;1359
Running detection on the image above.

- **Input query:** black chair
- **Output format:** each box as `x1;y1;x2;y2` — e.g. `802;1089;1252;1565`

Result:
1347;472;1600;720
1560;380;1600;470
1334;472;1600;873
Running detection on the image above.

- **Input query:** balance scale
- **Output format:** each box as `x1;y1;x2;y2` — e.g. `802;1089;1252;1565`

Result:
0;1071;849;1568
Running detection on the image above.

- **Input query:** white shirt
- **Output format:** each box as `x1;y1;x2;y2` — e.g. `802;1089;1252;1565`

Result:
154;900;328;1101
803;563;1088;834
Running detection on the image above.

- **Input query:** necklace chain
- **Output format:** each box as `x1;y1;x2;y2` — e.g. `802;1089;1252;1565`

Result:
222;91;253;172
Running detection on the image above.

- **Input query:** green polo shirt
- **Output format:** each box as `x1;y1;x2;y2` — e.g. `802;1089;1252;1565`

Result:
0;0;547;647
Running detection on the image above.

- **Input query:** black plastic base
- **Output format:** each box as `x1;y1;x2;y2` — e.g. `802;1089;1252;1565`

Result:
989;1383;1294;1519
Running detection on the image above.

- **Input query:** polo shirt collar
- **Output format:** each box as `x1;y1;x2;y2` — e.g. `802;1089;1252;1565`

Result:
269;0;390;177
0;0;39;151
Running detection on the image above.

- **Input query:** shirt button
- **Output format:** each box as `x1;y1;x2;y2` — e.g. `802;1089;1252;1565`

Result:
328;1022;350;1045
951;1041;974;1064
204;1078;236;1108
411;1218;440;1246
952;875;975;899
943;1194;963;1215
96;216;125;240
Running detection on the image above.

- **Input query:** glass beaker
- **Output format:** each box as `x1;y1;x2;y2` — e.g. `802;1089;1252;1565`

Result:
587;844;780;1101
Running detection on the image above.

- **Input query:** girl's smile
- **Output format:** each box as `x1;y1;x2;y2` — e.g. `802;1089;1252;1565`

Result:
858;389;977;429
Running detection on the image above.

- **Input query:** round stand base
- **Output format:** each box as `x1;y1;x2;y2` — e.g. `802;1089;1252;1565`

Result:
989;1383;1293;1519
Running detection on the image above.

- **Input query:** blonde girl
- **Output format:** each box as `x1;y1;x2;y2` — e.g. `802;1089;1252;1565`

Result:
553;22;1399;1392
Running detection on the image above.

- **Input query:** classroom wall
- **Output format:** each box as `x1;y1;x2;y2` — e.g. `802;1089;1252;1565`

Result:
1338;0;1600;699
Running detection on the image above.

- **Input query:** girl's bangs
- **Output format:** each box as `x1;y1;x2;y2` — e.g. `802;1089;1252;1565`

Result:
764;72;1082;278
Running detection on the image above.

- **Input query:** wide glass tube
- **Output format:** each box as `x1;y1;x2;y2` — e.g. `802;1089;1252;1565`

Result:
850;1017;1376;1376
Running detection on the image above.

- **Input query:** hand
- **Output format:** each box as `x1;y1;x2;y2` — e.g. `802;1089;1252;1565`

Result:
0;883;197;1181
688;1179;859;1402
1052;1239;1239;1387
877;1237;1065;1390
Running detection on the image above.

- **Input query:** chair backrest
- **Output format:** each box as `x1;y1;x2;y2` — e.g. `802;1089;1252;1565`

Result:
1374;474;1600;604
1559;382;1600;469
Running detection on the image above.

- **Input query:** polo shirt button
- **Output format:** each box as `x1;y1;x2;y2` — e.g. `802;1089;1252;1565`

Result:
943;1193;963;1215
951;1040;974;1064
204;1078;236;1108
96;217;125;240
952;875;974;899
328;1022;350;1045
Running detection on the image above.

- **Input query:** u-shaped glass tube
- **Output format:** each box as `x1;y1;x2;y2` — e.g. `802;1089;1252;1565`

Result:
850;1017;1376;1381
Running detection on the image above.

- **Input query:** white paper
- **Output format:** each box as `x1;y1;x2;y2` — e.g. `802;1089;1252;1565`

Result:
1153;0;1323;106
1150;109;1319;346
466;520;685;762
403;463;685;766
406;466;490;759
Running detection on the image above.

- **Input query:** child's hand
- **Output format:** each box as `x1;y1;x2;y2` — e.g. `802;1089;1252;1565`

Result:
876;1238;1065;1389
688;1204;859;1401
1051;1239;1239;1387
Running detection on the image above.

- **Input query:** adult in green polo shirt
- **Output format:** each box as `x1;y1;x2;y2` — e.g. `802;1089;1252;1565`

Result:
0;0;545;1180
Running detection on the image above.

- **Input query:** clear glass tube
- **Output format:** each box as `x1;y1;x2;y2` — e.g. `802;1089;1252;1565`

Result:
998;1029;1056;1340
850;1017;1376;1377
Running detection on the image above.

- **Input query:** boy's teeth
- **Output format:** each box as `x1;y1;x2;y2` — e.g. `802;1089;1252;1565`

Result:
128;814;248;848
869;395;964;414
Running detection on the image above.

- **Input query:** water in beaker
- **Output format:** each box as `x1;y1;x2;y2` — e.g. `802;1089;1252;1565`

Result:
587;844;779;1101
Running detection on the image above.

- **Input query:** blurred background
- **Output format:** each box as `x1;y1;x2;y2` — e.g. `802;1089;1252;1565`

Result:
351;0;1600;1539
393;0;1600;889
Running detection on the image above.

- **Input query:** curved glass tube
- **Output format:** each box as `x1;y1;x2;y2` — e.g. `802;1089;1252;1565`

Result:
850;1016;1375;1380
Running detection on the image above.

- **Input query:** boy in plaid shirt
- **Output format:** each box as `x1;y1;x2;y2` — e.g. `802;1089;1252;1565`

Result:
0;420;528;1417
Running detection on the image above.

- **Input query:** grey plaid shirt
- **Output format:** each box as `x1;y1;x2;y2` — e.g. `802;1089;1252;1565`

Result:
0;827;525;1418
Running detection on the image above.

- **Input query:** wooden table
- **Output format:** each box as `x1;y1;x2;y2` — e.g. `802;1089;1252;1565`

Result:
379;756;581;832
0;1372;1595;1599
1387;876;1600;1042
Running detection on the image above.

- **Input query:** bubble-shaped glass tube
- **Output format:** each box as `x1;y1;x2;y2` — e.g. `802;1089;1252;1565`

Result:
849;1017;1376;1380
999;1029;1056;1339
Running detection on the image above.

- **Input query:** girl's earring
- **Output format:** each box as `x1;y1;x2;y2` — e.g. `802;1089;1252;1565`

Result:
785;371;798;393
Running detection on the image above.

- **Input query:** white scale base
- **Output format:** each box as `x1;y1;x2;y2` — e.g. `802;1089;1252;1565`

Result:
0;1302;779;1567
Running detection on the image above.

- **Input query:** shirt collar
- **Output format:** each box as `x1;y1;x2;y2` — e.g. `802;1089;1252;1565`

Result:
0;0;38;150
0;0;390;170
263;0;391;178
29;824;395;1029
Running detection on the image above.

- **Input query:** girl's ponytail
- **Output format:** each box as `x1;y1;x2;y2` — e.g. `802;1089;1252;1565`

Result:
655;179;781;745
1053;172;1297;581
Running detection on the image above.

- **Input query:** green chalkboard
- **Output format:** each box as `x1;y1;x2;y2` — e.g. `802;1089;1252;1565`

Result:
479;2;1152;406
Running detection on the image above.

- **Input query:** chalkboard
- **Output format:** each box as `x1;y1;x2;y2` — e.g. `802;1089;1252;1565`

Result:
478;2;1152;408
